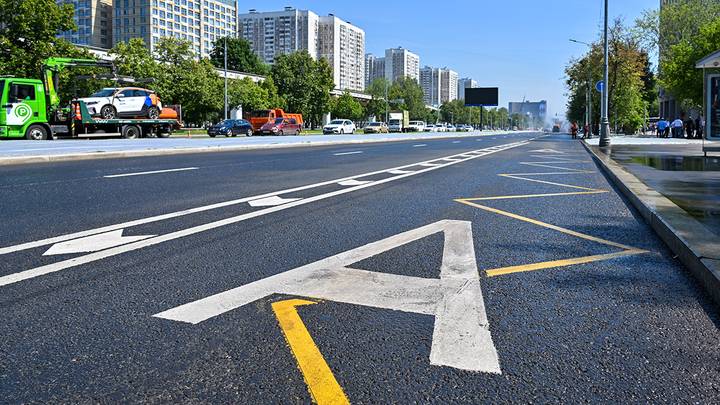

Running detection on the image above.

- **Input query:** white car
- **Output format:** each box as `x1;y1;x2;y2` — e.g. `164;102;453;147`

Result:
79;87;163;119
407;121;426;132
436;124;447;132
323;119;356;134
446;124;457;132
425;124;436;132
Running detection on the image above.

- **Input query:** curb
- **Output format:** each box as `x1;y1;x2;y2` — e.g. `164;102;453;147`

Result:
582;141;720;306
0;131;528;167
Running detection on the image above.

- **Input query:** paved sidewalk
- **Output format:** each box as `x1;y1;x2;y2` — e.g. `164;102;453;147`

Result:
0;130;518;165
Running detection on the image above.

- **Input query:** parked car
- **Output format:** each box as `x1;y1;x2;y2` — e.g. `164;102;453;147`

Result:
457;124;472;132
260;117;302;135
436;124;447;132
407;121;426;132
364;122;389;134
78;87;163;119
446;124;457;132
323;119;356;134
207;119;254;137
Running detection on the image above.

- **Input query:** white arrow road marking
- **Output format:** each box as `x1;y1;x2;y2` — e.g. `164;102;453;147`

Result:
0;141;530;287
43;230;155;256
248;196;302;207
155;220;501;374
337;180;372;187
103;167;198;178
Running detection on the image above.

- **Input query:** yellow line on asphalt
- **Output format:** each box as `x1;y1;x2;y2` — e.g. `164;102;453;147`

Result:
499;174;602;191
484;250;647;277
455;199;641;251
272;299;350;405
463;190;608;201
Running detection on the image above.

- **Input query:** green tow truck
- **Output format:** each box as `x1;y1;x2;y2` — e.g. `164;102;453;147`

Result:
0;57;182;140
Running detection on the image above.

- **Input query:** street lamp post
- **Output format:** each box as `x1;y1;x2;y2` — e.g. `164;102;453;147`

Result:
570;39;593;138
599;0;611;147
224;36;228;121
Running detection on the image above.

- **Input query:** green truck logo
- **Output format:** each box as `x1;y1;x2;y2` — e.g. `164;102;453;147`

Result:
7;103;33;126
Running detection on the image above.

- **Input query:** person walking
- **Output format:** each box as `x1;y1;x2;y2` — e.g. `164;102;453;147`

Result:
657;118;667;139
685;115;695;139
570;122;578;139
696;116;705;139
672;117;684;138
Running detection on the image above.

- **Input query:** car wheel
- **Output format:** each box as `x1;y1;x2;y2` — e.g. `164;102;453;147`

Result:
121;125;141;139
209;133;216;138
147;106;160;119
25;124;48;140
246;129;253;137
227;129;233;137
339;129;344;135
278;130;284;136
295;129;300;136
100;105;117;119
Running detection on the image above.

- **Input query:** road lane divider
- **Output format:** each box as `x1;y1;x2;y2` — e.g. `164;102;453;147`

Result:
333;151;363;156
103;167;199;178
0;141;529;287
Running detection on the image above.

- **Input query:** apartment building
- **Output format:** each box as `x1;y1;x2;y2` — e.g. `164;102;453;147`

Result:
57;0;113;49
420;66;458;106
384;47;420;83
457;77;478;101
238;8;366;92
113;0;237;58
365;53;385;87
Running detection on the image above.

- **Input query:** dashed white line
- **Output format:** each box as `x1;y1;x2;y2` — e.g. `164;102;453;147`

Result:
413;144;428;148
333;151;363;156
104;167;198;178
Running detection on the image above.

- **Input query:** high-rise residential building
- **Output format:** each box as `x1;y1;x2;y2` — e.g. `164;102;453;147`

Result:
365;54;385;87
113;0;237;58
238;7;320;64
421;66;458;106
384;47;420;83
57;0;113;49
440;68;458;103
457;78;478;101
238;8;366;92
508;101;548;122
318;15;365;92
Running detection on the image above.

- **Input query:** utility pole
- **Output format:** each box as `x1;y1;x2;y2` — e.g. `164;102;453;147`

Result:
224;36;228;121
599;0;611;147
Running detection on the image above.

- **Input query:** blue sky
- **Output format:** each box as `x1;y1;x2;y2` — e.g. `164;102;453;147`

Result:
247;0;659;119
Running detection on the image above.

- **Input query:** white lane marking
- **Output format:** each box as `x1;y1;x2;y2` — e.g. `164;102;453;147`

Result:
413;144;427;148
452;141;461;144
420;163;442;167
338;179;372;186
155;220;501;374
388;169;413;175
0;141;528;287
248;196;301;207
103;167;198;178
43;230;155;256
476;139;483;142
333;151;363;156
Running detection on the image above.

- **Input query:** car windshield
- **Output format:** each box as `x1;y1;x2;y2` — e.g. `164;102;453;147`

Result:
369;123;381;127
218;120;234;127
274;118;284;124
90;88;116;97
329;120;345;125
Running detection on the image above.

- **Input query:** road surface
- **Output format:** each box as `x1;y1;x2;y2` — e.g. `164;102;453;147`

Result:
1;133;718;403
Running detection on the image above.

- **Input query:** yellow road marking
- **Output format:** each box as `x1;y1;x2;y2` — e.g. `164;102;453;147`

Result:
272;299;350;405
464;191;607;201
484;250;647;277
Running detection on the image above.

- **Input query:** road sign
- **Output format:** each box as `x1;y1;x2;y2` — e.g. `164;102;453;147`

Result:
155;220;501;373
596;81;604;93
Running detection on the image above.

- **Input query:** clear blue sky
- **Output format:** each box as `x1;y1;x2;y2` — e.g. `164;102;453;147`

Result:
245;0;659;119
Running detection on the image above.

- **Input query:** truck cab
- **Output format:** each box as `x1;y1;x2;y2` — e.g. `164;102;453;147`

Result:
0;78;50;139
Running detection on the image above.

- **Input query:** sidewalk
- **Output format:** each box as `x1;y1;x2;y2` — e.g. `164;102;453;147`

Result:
583;136;720;305
0;130;518;166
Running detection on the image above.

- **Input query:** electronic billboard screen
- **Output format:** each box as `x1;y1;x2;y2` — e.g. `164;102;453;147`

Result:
464;88;499;107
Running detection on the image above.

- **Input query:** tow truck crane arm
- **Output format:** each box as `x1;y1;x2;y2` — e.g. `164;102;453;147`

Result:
41;57;116;110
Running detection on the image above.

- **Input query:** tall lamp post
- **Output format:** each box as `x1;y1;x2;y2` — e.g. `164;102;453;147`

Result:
570;39;593;138
599;0;611;147
224;36;229;121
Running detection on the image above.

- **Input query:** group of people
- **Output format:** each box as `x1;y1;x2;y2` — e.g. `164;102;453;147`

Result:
655;114;705;139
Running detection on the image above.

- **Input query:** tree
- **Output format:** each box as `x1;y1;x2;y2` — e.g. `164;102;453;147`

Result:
110;38;162;82
0;0;86;77
365;77;390;120
387;77;426;120
227;77;283;113
209;36;268;76
271;51;335;128
332;91;364;121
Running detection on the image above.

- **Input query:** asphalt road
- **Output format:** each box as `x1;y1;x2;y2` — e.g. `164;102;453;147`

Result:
1;133;719;403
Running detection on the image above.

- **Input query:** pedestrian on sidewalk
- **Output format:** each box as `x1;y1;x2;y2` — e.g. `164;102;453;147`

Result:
672;117;684;138
570;122;578;139
696;116;705;139
685;115;695;139
657;118;668;138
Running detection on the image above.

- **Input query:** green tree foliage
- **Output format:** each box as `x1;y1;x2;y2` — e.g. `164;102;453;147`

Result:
365;77;390;120
387;77;426;120
271;51;335;127
110;38;161;81
209;36;268;75
0;0;86;77
228;77;283;113
332;91;364;120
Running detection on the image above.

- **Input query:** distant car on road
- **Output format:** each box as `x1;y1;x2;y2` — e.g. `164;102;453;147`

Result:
457;124;472;132
78;87;163;119
446;124;457;132
364;122;389;134
425;124;436;132
552;124;561;133
407;121;426;132
260;117;302;136
324;119;356;134
207;119;254;137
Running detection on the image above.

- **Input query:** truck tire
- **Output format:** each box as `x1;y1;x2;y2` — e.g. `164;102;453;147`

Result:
121;125;141;139
246;129;253;137
157;131;171;138
100;105;117;119
147;106;160;120
25;125;48;140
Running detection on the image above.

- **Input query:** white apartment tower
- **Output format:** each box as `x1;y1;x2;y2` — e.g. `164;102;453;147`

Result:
421;66;458;106
365;53;386;87
238;8;366;92
384;47;420;83
113;0;237;58
57;0;113;49
238;7;320;64
458;78;478;101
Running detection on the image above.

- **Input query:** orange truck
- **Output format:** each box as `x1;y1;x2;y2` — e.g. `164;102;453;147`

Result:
247;109;303;133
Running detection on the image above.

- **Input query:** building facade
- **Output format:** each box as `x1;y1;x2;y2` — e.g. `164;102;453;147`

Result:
421;66;458;106
57;0;113;49
113;0;237;58
384;47;420;83
457;77;478;101
508;100;548;122
440;68;458;103
238;8;366;92
365;54;385;87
